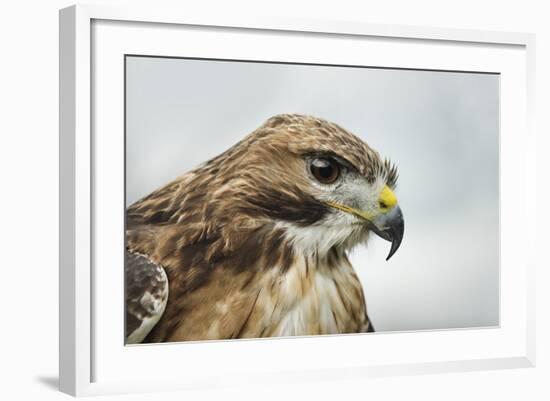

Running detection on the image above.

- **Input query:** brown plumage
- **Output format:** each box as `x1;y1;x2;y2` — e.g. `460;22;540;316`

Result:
125;114;404;343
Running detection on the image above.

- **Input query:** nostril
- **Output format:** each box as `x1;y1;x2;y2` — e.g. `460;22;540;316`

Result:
379;201;388;209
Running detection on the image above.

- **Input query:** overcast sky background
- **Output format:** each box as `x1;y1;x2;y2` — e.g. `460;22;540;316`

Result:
126;56;499;332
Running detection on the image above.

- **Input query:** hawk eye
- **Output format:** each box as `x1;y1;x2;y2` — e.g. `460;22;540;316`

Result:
310;157;340;184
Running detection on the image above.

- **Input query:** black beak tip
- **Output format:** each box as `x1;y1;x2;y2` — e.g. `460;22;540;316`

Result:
385;241;400;261
384;219;404;261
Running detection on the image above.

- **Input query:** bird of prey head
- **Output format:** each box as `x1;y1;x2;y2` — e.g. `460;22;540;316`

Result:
250;114;404;261
126;114;404;343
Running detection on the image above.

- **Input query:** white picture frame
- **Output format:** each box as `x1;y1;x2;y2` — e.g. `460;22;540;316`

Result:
59;4;536;397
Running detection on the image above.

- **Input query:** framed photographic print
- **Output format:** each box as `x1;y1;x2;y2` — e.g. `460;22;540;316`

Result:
59;4;536;396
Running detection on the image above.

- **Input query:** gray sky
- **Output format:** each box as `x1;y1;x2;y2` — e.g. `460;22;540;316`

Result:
126;56;499;332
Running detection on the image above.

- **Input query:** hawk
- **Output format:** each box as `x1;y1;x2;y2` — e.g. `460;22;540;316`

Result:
125;114;404;343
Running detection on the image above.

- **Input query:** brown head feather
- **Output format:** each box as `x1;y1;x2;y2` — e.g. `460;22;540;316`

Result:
128;113;396;242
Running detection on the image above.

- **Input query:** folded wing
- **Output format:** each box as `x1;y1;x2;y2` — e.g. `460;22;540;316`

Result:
125;251;169;344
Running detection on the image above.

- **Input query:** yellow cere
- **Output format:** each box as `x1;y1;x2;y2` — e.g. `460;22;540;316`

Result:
324;185;398;221
379;185;398;210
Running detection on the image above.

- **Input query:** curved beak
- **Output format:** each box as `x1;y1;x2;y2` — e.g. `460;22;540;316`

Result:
369;205;404;260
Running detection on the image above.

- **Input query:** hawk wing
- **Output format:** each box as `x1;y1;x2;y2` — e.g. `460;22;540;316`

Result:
125;251;169;344
125;214;267;343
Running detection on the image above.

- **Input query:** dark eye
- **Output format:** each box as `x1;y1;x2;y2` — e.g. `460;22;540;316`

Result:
310;157;341;184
